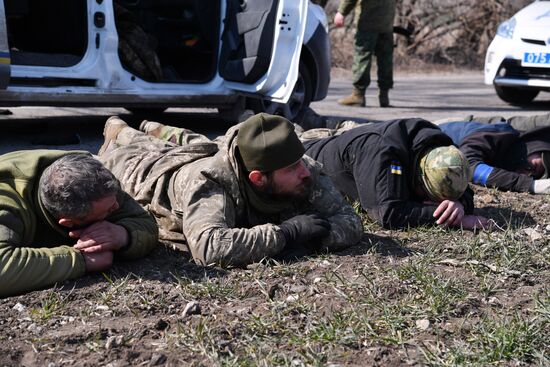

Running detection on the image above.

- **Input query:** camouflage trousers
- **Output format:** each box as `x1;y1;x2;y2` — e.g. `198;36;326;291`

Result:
352;31;394;92
99;125;218;248
433;113;550;131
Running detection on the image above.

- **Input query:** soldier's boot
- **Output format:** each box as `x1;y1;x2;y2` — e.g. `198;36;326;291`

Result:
379;89;390;108
139;120;165;138
337;88;365;107
98;116;129;156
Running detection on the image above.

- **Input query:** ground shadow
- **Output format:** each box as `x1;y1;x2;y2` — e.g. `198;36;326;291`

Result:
336;232;413;258
476;205;536;229
56;246;227;293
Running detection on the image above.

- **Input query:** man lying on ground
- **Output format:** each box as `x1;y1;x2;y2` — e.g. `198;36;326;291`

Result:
135;117;489;231
98;113;363;267
0;152;158;297
436;113;550;194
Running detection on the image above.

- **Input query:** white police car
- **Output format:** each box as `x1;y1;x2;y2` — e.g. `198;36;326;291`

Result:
484;0;550;105
0;0;330;121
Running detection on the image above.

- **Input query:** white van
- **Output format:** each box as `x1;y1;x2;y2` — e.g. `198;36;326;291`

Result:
0;0;330;120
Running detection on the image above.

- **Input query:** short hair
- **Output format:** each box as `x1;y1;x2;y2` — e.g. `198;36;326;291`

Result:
39;154;120;219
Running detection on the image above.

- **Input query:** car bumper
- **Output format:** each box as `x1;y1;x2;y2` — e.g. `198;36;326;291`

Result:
492;58;550;91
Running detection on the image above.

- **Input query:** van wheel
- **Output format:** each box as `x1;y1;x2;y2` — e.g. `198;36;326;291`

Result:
125;107;167;115
248;61;313;122
494;85;539;105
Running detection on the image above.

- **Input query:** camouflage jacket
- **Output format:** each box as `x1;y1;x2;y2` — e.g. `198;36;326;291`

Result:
100;125;363;267
338;0;396;33
0;150;158;297
175;124;363;267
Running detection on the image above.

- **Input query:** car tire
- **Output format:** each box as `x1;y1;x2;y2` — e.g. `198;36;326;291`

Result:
248;61;313;122
125;107;167;115
494;85;539;105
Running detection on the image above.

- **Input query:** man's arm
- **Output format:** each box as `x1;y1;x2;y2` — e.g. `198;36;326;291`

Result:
181;174;287;267
307;172;363;251
337;0;359;17
103;191;158;259
460;132;533;192
0;212;86;298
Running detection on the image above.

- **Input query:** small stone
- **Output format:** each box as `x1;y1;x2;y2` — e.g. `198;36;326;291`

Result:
149;353;167;366
105;335;123;349
416;319;430;331
68;316;75;323
546;224;550;232
313;277;322;284
12;303;26;313
524;228;543;241
286;295;299;303
27;323;42;334
47;363;58;367
96;305;109;311
182;301;201;317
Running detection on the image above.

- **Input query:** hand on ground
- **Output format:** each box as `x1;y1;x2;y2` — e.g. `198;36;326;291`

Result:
433;200;464;226
82;251;113;272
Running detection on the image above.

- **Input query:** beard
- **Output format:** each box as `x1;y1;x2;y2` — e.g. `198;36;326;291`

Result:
261;176;313;202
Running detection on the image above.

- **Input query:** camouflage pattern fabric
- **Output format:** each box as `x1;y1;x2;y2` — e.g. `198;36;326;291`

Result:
418;146;469;201
100;123;363;267
296;120;366;141
99;127;218;249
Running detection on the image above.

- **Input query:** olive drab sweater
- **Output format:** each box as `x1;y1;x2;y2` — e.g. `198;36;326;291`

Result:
338;0;396;33
0;150;158;297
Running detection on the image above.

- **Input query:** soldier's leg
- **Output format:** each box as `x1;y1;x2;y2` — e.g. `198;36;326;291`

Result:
506;113;550;130
375;32;394;107
352;31;377;92
375;32;394;91
139;120;212;145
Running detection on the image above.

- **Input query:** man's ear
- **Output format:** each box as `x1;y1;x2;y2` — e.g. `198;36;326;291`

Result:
58;218;74;228
248;170;267;189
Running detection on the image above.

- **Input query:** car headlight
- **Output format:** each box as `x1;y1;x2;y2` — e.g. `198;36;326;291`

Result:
496;18;516;39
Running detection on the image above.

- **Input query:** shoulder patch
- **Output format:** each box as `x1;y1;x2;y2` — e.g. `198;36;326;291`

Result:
390;161;402;175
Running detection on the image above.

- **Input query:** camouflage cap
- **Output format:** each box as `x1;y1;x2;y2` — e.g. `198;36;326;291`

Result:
418;145;469;202
237;113;305;172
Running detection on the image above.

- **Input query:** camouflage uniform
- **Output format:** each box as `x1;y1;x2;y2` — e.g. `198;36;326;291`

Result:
338;0;396;93
99;124;363;267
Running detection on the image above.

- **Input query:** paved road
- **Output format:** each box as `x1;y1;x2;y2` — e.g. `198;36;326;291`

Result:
1;71;549;154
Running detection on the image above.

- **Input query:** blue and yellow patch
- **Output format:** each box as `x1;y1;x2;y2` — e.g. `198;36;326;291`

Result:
0;51;11;65
390;163;402;175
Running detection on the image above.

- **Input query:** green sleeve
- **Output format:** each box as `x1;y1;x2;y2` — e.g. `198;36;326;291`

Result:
338;0;358;16
0;216;85;298
109;192;158;260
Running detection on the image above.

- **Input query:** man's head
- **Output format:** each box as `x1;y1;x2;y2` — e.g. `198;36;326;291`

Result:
237;113;312;200
516;152;549;179
514;126;550;179
417;145;469;202
39;154;121;228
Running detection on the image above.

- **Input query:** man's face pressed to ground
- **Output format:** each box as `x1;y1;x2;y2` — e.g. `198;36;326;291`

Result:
59;195;120;229
518;153;545;179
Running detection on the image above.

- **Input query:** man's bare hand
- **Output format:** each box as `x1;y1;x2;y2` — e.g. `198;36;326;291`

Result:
71;221;129;253
334;12;345;27
433;200;465;226
82;251;113;272
458;215;492;230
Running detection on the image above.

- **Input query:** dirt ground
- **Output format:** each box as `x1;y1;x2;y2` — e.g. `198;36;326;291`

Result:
1;185;548;366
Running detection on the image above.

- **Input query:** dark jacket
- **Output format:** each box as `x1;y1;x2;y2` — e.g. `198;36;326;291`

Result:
439;121;550;192
303;118;474;229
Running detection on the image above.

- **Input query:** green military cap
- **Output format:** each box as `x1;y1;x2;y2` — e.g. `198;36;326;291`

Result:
418;145;469;201
237;113;305;172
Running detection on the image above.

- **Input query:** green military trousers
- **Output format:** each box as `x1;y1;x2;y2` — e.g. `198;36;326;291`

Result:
352;31;394;92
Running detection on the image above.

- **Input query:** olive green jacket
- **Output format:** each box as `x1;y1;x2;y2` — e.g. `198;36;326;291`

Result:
338;0;396;33
0;150;158;297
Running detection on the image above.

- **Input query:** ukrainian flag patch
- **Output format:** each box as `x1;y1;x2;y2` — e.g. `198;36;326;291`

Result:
390;162;402;175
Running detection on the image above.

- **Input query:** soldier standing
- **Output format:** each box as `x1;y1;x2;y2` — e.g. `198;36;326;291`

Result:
334;0;396;107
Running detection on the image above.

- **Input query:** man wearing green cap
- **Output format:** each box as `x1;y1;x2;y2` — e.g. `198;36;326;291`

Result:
299;118;490;230
435;113;550;194
98;114;363;267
